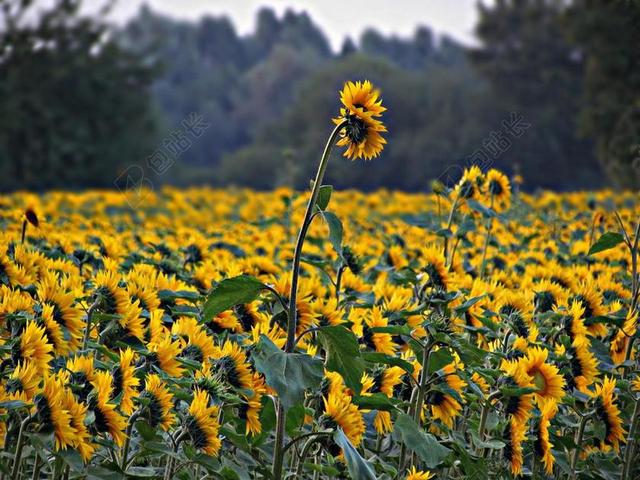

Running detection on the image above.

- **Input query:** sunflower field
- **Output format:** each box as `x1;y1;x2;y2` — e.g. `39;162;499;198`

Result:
0;81;639;480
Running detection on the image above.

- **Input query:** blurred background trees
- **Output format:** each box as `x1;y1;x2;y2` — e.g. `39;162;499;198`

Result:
0;0;638;191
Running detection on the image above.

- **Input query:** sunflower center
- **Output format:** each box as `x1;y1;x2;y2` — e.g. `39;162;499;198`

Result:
532;370;547;393
344;114;368;144
186;415;209;449
216;355;242;389
111;366;124;398
489;180;503;196
534;291;555;313
142;391;165;428
234;304;257;331
570;295;594;318
181;344;204;364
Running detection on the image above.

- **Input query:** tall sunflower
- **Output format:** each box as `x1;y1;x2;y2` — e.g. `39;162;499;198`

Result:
5;361;40;402
333;80;387;160
185;389;222;456
503;417;526;476
212;341;253;392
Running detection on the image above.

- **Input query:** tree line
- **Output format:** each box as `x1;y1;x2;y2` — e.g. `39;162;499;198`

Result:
0;0;638;191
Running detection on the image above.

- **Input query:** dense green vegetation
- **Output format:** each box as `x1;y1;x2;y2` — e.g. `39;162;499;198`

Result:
0;0;639;191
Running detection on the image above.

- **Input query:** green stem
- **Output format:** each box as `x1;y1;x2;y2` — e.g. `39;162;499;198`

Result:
335;265;346;302
20;220;27;244
570;414;589;480
479;196;494;278
272;121;345;480
121;411;141;470
82;299;100;351
294;437;322;476
442;196;460;260
621;397;640;480
477;390;501;456
10;414;32;480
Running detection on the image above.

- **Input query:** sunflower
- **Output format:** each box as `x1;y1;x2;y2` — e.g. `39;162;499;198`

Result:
233;302;264;333
591;377;626;452
36;272;84;349
186;389;222;456
212;341;253;392
33;374;77;451
321;390;365;447
454;165;484;203
112;348;140;415
503;417;526;476
147;334;184;377
561;302;589;347
521;347;565;406
60;386;95;462
141;373;176;431
354;306;396;355
38;303;70;356
313;298;345;327
5;361;40;403
405;466;434;480
419;245;449;291
425;363;466;429
89;370;127;446
569;282;606;337
18;320;53;374
333;80;387;160
500;359;534;424
239;373;266;436
484;168;511;212
173;317;219;364
610;311;637;365
533;401;557;475
532;279;568;313
565;341;598;393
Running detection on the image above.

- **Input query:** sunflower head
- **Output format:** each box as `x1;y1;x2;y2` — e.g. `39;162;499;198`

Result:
333;80;387;161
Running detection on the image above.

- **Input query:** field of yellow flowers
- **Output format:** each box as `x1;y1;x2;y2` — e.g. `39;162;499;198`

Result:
1;81;639;480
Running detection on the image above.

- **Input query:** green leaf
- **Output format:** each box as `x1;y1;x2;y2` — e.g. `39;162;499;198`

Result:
0;400;30;410
203;275;266;319
316;185;333;210
321;211;343;259
352;393;400;411
393;413;451;468
588;232;625;255
285;403;306;436
252;335;323;410
428;348;455;374
317;326;364;395
361;352;415;376
466;199;497;218
333;429;376;480
135;421;159;442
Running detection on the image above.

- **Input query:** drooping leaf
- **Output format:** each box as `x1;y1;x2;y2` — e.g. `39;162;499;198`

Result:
361;352;415;376
588;232;625;255
393;413;451;468
321;211;343;259
317;325;364;395
252;335;323;410
333;429;377;480
203;275;266;319
352;393;400;411
316;184;333;210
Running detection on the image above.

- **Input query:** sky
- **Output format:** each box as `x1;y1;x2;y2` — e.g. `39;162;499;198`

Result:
83;0;484;50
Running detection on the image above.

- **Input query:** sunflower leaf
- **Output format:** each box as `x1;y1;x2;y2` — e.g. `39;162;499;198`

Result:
317;325;364;395
393;413;451;468
316;184;333;210
252;335;323;411
333;429;377;480
320;211;344;260
588;232;625;255
202;275;267;319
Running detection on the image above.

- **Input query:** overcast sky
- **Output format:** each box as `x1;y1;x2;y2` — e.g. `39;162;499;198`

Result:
83;0;485;50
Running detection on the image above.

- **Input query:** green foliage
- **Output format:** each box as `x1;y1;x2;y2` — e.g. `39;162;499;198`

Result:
0;0;159;190
393;413;452;468
588;232;625;256
202;275;267;319
316;325;364;395
252;335;324;410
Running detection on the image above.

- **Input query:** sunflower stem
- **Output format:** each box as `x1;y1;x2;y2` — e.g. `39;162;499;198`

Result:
621;397;640;480
82;298;101;351
272;121;346;480
121;410;141;471
10;413;32;480
442;196;460;261
570;413;589;480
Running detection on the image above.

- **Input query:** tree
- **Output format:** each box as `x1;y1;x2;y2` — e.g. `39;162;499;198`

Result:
470;0;602;189
0;0;159;190
565;0;640;188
